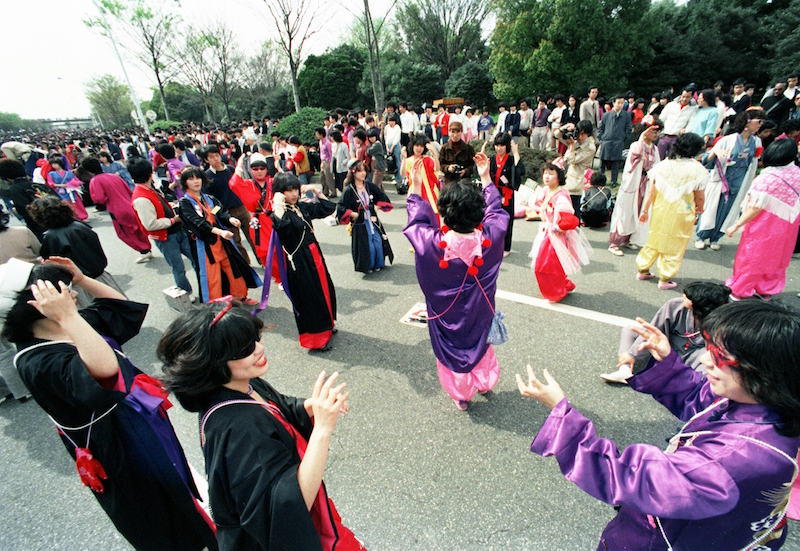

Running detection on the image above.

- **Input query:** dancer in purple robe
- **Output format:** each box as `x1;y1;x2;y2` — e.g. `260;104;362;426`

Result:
517;300;800;550
404;146;509;410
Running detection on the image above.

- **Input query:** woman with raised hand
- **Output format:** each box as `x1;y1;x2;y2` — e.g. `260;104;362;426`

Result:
158;302;365;551
518;299;800;550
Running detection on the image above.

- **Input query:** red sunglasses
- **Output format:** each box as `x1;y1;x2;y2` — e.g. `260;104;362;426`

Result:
704;340;739;369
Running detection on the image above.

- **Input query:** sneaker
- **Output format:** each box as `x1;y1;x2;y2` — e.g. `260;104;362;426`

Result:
730;294;742;301
658;281;678;290
600;365;633;384
694;240;706;250
709;243;721;251
453;399;468;411
135;251;153;263
636;272;654;280
608;246;624;256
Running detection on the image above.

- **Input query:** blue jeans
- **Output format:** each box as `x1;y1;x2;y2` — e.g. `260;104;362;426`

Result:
367;222;385;270
389;144;402;183
297;173;310;185
154;231;197;293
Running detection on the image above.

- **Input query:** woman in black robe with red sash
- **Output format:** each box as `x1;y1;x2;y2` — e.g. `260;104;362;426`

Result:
488;133;525;255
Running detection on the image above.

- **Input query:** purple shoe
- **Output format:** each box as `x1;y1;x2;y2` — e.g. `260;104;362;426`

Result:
453;399;468;411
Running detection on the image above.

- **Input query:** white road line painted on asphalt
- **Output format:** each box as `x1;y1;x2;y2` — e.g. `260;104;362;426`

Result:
496;289;636;328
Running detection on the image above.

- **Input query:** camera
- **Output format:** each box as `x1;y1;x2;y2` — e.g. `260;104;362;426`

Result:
561;128;578;140
452;164;465;173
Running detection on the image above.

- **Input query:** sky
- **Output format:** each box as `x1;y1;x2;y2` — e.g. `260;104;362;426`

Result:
2;0;398;120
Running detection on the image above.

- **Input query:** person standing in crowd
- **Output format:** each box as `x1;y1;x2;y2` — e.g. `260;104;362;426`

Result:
762;81;793;126
2;259;217;551
286;136;313;185
687;89;719;149
434;105;449;144
530;96;551;150
97;151;134;190
337;160;393;274
696;110;764;251
129;157;197;297
724;139;800;300
404;148;508;410
46;156;88;221
608;116;662;256
173;139;202;167
580;86;601;135
383;116;402;187
0;158;58;242
202;144;256;264
529;162;592;302
555;120;597;224
271;173;337;351
548;95;566;151
517;99;533;147
439;121;475;184
489;132;525;256
520;300;800;551
178;167;261;304
658;88;698;160
79;158;153;264
331;130;350;195
597;95;632;187
156;143;187;199
600;281;731;383
157;303;364;551
316;127;335;198
477;107;495;141
366;128;386;191
558;95;580;155
636;133;707;289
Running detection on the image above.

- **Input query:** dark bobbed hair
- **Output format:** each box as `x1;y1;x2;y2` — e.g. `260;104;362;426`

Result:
179;166;210;190
576;120;594;137
127;156;153;184
762;138;799;167
780;119;800;134
157;143;176;160
703;300;800;437
1;264;73;344
493;132;512;148
682;281;731;327
411;133;429;148
80;157;103;175
589;172;607;187
28;196;76;229
97;151;112;162
699;89;717;107
49;157;65;170
158;304;264;412
272;172;302;194
353;129;367;143
330;130;343;143
289;136;301;145
200;144;219;160
632;116;663;139
670;133;705;159
0;159;27;180
541;163;566;186
734;109;766;133
437;180;486;233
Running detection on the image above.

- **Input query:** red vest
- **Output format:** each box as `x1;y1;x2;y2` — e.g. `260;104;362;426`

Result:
132;184;172;241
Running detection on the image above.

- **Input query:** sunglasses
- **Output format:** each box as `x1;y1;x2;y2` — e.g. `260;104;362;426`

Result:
251;166;267;171
230;334;262;360
706;341;739;369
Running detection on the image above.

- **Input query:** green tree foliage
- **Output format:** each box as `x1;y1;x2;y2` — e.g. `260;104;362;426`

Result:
265;86;298;119
147;82;204;122
0;112;24;132
276;107;327;143
490;0;654;101
85;74;135;128
297;45;369;110
763;0;800;81
396;0;488;81
364;52;444;107
445;61;494;108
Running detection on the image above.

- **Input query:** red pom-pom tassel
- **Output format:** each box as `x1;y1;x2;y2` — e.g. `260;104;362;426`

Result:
441;225;449;233
477;223;483;231
439;259;449;269
482;239;491;248
474;257;484;267
438;240;447;249
468;265;479;276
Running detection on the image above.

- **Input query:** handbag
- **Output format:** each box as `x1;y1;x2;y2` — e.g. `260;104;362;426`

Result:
386;155;397;174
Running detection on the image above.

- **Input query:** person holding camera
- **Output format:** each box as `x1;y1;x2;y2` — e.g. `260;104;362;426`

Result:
555;120;596;223
439;121;476;184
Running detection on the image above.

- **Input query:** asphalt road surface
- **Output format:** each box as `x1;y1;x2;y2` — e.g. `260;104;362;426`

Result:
2;187;799;550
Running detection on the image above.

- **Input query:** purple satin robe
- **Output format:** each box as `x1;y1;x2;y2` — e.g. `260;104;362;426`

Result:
404;184;509;373
531;351;799;550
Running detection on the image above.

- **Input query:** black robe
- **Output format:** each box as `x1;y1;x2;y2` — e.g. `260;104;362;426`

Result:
40;221;108;278
336;182;394;273
489;155;525;252
178;192;260;302
15;299;217;551
200;379;323;550
271;200;337;343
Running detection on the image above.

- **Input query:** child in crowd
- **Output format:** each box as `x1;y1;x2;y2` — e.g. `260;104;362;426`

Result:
580;172;612;228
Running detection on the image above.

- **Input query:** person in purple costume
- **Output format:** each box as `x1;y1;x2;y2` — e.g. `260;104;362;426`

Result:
404;145;509;410
517;300;800;550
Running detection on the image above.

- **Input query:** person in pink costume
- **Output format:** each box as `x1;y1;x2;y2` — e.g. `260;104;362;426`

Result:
46;156;88;220
79;158;152;261
725;139;800;300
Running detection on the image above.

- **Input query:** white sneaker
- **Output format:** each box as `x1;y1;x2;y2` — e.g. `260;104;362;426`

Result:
709;243;721;251
600;365;634;384
135;251;153;263
622;243;639;250
694;240;706;250
608;246;624;256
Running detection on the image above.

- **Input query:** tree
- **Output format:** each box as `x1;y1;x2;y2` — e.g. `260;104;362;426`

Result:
275;107;328;143
85;74;135;128
239;41;292;119
86;0;181;121
445;61;494;109
489;0;654;100
376;54;444;107
297;45;369;110
176;26;218;121
145;82;205;122
263;0;323;113
204;21;244;122
396;0;489;81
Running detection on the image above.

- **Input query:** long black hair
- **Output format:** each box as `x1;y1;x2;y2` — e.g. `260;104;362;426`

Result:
702;300;800;437
158;303;264;412
1;264;73;344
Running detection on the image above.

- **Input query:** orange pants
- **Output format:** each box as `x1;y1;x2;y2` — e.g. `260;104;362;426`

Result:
205;240;248;301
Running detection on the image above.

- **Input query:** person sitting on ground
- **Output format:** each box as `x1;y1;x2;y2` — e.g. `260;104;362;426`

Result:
580;172;612;228
601;281;731;383
518;299;800;550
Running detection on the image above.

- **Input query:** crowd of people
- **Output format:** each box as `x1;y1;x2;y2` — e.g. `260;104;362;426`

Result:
1;72;800;550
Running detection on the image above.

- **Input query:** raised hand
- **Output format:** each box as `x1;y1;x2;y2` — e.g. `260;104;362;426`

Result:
631;317;672;361
516;364;565;410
